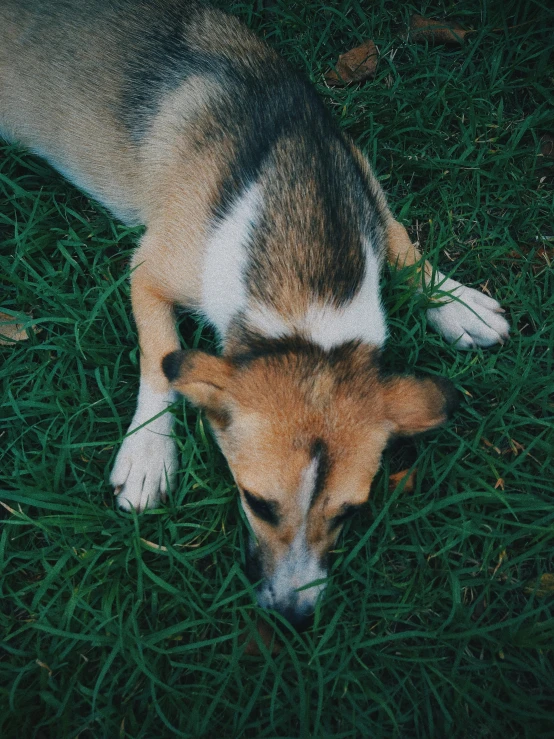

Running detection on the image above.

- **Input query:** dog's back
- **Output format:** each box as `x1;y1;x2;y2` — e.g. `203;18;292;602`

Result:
0;0;390;333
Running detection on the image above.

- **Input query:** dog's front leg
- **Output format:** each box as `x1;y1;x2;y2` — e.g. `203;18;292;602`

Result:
111;247;180;511
386;219;510;349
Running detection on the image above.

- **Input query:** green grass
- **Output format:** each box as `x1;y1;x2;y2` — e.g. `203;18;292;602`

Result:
1;0;553;736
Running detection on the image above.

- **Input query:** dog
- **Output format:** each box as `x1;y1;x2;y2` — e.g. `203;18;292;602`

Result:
0;0;509;629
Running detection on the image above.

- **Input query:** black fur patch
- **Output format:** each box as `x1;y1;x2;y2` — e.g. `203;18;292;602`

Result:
161;350;187;382
309;438;330;507
328;502;367;532
242;124;382;308
243;489;280;527
230;332;325;367
210;69;308;220
119;1;209;139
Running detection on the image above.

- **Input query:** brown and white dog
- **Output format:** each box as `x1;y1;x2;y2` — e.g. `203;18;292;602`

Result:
0;0;509;628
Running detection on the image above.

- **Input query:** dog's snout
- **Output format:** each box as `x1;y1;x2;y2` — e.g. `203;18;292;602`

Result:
245;535;326;631
273;603;314;632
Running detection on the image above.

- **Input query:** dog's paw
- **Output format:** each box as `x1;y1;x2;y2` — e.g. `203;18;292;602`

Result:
111;426;178;511
426;278;510;349
111;383;178;512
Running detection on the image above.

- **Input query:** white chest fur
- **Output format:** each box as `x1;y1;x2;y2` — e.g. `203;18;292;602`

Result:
200;185;387;350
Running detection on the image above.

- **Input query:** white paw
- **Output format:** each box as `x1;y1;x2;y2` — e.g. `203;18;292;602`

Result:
111;382;178;512
426;278;510;350
111;426;177;511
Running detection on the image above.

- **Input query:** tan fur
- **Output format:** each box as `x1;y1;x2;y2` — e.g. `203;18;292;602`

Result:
128;84;253;393
129;263;180;393
349;143;392;223
385;218;436;286
0;5;145;223
382;376;450;434
187;8;276;62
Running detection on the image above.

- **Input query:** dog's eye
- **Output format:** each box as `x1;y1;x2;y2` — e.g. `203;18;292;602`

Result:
329;503;366;531
243;490;280;527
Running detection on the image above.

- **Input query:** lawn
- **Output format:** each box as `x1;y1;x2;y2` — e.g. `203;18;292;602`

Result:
1;1;553;737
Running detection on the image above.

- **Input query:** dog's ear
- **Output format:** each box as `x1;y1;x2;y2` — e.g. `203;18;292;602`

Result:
162;350;233;417
382;376;459;436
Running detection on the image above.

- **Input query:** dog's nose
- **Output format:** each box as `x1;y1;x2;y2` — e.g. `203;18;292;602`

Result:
274;605;314;632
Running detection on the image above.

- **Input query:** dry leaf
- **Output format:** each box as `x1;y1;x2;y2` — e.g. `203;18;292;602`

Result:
325;40;378;86
36;659;53;677
0;501;17;515
509;439;525;455
140;538;168;552
524;573;554;598
409;15;469;45
388;468;416;493
482;438;502;454
0;311;39;345
492;549;508;576
243;619;282;656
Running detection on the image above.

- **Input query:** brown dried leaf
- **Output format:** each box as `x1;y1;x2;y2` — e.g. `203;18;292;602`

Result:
0;311;39;345
0;501;17;515
36;659;53;677
509;439;525;455
492;549;508;576
140;538;168;552
482;438;502;454
409;15;469;45
325;40;378;86
388;468;417;493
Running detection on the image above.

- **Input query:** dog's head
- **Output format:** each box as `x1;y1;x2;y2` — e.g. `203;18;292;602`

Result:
163;340;457;629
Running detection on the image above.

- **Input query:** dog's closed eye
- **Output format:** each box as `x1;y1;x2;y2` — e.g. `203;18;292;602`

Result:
243;490;280;527
329;503;366;531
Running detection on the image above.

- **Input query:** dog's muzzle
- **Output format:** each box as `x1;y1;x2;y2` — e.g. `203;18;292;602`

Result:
245;540;326;632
